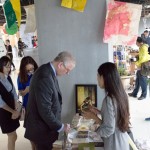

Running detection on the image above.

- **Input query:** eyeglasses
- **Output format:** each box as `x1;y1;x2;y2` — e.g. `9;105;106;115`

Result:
62;63;70;74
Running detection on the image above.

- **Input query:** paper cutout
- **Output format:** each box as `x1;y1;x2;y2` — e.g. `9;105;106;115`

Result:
10;0;21;27
5;23;18;35
103;1;142;45
72;0;87;12
3;0;17;28
61;0;72;8
61;0;87;12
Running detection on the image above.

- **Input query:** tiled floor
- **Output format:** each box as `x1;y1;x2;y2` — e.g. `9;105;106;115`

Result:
0;57;150;150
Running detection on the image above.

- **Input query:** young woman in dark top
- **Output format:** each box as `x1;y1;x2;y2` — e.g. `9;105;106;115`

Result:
0;56;20;150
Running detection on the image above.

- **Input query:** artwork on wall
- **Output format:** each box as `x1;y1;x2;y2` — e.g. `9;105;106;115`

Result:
75;84;97;114
103;1;142;45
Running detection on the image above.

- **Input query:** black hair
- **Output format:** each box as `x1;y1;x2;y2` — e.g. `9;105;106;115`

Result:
136;37;143;43
19;56;38;83
144;30;149;33
0;56;11;73
98;62;130;132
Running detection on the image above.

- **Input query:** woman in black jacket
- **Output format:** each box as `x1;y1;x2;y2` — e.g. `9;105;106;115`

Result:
0;56;20;150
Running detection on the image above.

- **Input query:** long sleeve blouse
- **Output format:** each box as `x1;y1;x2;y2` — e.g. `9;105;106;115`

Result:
0;75;18;108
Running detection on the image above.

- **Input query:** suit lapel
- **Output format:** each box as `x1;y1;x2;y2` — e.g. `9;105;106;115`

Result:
48;63;62;103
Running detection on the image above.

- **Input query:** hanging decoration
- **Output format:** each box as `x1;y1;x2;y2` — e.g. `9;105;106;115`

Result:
5;23;18;35
24;5;36;33
3;0;21;28
61;0;87;12
10;0;21;27
103;1;142;45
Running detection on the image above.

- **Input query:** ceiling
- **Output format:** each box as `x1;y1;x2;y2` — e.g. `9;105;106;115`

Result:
0;0;149;26
0;0;34;26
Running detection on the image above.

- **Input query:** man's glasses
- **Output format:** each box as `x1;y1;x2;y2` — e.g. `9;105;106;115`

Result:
62;63;70;74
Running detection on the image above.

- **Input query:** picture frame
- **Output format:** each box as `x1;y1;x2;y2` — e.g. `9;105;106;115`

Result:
75;84;97;113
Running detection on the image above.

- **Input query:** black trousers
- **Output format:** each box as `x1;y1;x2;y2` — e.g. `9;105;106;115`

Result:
34;142;53;150
33;132;59;150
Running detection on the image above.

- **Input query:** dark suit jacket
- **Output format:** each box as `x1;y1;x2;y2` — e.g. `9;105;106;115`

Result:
24;63;62;143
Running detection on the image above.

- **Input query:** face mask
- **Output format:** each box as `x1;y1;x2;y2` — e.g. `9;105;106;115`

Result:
27;71;34;76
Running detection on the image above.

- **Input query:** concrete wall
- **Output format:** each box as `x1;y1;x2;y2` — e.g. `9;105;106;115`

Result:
35;0;109;123
139;18;150;35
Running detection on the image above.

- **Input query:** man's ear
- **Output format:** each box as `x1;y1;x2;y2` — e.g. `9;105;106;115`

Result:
57;62;63;69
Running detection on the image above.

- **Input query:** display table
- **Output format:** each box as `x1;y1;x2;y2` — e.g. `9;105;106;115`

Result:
53;129;104;150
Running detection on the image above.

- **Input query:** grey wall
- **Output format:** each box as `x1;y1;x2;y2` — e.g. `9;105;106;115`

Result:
35;0;109;123
139;18;150;35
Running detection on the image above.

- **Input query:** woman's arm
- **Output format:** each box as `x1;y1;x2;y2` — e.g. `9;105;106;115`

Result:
18;86;29;96
99;97;116;138
0;95;20;119
82;110;102;125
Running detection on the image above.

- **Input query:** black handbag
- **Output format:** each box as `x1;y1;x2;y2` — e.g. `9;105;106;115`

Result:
141;60;150;76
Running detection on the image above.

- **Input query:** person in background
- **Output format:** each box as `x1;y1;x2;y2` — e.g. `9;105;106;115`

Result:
0;56;20;150
141;30;150;46
5;40;16;71
17;56;38;150
33;36;38;48
18;38;24;57
24;51;76;150
83;62;130;150
31;36;35;48
128;37;150;100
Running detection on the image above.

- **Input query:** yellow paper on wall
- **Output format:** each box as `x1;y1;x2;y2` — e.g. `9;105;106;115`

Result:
72;0;87;12
61;0;72;8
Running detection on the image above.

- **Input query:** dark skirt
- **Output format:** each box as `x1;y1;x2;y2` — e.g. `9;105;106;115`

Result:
0;109;20;134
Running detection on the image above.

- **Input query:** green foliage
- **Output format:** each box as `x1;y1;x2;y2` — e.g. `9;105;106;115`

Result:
117;66;128;76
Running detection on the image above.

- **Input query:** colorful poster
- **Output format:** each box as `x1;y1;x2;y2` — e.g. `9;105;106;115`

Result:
103;1;142;45
61;0;72;8
61;0;87;12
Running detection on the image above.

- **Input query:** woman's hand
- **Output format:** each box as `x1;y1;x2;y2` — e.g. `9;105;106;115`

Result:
11;110;20;119
82;110;101;125
88;106;101;115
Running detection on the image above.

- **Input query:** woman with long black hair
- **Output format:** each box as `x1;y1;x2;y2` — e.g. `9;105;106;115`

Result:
83;62;130;150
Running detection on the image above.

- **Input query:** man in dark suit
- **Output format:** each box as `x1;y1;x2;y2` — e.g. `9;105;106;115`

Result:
24;51;76;150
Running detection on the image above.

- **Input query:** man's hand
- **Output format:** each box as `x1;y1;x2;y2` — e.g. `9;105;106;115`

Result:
64;124;71;133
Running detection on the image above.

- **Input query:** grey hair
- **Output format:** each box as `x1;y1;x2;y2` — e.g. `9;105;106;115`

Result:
54;51;75;65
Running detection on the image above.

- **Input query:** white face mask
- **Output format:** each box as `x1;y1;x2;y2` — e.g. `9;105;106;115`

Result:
27;70;34;76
